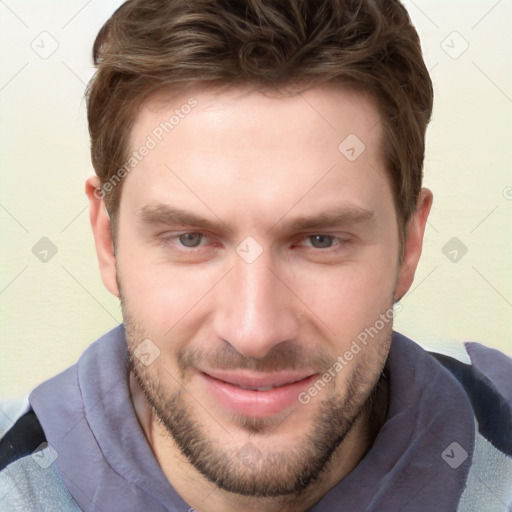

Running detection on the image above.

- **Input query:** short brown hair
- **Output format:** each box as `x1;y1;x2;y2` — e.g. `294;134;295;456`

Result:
87;0;433;245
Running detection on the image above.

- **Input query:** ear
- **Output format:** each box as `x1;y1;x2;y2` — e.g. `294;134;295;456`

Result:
85;176;119;297
394;188;433;301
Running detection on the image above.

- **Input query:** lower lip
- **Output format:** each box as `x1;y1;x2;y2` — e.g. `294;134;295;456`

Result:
199;373;317;417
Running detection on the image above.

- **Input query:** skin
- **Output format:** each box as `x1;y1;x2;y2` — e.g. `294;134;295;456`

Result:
86;85;432;511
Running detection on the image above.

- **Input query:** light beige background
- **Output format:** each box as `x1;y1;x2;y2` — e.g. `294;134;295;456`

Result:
0;0;511;401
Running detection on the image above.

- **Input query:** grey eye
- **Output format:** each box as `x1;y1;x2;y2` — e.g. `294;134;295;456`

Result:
309;235;335;249
178;233;203;247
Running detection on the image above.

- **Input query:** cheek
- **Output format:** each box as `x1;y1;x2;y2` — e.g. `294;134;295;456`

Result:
116;242;221;338
290;249;398;342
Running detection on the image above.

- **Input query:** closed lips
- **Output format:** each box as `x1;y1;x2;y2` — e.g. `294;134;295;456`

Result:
202;370;316;390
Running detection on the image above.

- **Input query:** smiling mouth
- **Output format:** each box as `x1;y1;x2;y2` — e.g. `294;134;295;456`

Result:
198;370;318;417
203;369;315;389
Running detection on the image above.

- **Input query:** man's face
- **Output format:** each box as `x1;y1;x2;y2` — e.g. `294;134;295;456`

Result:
115;86;402;496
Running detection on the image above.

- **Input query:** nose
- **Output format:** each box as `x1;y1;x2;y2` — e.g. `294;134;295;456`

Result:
213;251;300;359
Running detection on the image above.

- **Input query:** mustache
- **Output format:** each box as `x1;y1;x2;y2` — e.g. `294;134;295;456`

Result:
176;342;334;374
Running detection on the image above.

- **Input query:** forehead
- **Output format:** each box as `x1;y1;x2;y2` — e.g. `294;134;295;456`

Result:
135;83;382;149
122;84;392;229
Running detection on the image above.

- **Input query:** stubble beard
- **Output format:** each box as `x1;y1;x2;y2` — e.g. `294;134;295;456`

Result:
122;299;391;498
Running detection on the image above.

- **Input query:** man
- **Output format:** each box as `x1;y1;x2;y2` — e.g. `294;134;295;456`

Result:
0;0;511;510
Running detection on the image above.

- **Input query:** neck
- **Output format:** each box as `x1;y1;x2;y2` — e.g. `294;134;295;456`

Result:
131;372;389;512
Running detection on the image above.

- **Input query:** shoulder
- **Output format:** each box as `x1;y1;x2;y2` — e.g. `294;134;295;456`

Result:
418;342;512;512
463;341;512;403
428;342;512;511
0;402;80;511
429;342;512;454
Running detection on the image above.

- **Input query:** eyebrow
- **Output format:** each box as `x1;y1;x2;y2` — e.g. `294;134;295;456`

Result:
139;203;375;234
271;206;375;235
139;204;231;232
